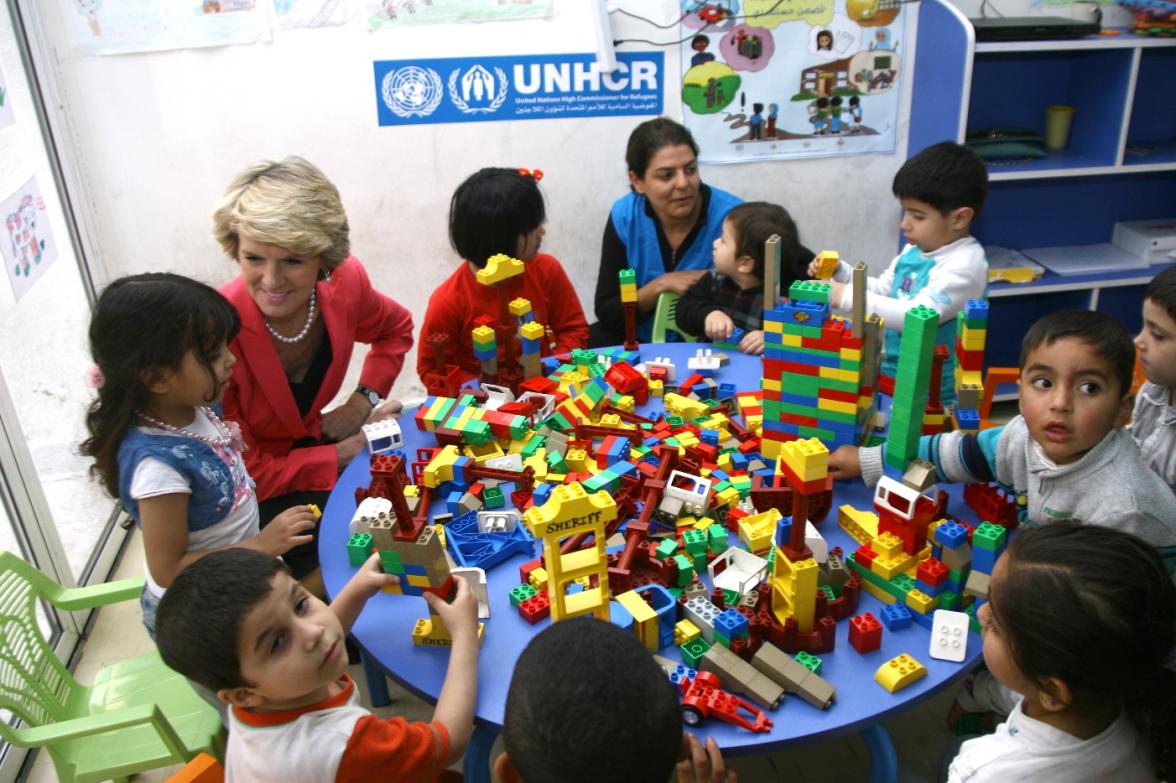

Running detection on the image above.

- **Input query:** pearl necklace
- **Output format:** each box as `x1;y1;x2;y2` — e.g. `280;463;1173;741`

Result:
137;406;234;449
265;291;317;344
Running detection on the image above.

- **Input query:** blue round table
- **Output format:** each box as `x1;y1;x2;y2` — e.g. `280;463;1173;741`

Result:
320;343;983;783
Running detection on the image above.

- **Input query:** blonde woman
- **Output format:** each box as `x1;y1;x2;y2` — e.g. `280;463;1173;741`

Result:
214;156;413;590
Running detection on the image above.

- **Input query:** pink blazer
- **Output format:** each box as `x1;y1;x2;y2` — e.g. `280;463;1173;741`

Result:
221;257;413;501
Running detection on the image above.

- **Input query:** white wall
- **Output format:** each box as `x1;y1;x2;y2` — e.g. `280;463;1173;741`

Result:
27;0;1100;403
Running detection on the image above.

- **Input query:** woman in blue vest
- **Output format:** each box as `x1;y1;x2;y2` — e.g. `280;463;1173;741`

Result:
589;117;742;346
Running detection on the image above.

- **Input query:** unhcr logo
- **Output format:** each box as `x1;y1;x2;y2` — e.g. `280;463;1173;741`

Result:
448;64;508;114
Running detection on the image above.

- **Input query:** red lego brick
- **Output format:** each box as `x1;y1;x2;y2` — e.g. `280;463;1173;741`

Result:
848;612;883;654
854;543;877;570
916;557;949;587
518;592;550;624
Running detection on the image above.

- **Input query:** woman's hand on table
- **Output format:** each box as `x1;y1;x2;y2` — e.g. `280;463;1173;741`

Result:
366;399;403;423
321;393;373;442
336;433;367;471
677;734;736;783
658;269;708;296
254;505;317;555
827;444;862;479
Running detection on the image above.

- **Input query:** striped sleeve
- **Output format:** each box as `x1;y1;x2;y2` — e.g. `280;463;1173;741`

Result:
335;716;451;783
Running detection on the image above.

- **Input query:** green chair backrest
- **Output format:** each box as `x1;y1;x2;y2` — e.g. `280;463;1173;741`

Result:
0;553;81;733
650;291;697;343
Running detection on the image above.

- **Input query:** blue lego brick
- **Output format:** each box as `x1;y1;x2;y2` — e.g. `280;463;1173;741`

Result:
700;430;719;446
971;546;998;573
445;509;535;570
403;563;428;577
446;490;465;515
610;598;634;630
766;347;842;369
532;483;553;505
520;337;541;353
955;408;980;430
691;381;715;398
775;514;793;549
664;662;698;688
916;578;945;597
964;299;989;321
934;520;969;549
451;455;472;486
730;452;749;470
780;391;821;408
718;382;737;400
880;602;913;630
766;299;828;328
714;608;749;640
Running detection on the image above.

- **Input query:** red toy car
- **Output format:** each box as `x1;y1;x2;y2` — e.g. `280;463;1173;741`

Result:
679;670;773;733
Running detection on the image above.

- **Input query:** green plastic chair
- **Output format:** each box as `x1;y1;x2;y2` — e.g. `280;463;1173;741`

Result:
0;552;224;783
650;291;697;342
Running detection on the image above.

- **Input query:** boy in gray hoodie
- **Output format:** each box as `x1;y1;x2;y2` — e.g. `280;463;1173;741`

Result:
829;309;1176;550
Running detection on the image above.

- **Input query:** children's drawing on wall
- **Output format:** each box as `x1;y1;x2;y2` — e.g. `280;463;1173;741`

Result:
0;59;15;131
271;0;347;28
367;0;551;30
1;177;59;304
62;0;269;55
680;0;903;162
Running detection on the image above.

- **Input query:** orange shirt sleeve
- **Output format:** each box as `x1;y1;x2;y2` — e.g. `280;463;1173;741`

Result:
335;715;451;783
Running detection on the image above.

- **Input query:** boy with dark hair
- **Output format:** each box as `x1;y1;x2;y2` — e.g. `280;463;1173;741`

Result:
494;617;735;783
676;201;812;355
811;141;989;403
828;309;1176;549
1131;265;1176;494
156;548;479;782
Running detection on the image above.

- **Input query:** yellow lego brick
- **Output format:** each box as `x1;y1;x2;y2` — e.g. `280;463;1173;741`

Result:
782;334;803;347
762;377;782;392
770;554;819;633
814;250;840;279
818;397;856;416
875;654;927;693
675;431;700;448
675;619;701;645
871;552;917;581
464;440;505;464
406;574;432;588
904;588;939;614
838;504;880;545
959;329;986;351
717;452;733;471
839;347;862;361
715;486;741;508
664;393;710;420
649;379;664;397
545;472;566;483
528;567;549;590
523;451;549;481
476;253;525;285
738;508;781;554
413;617;486;647
872;532;904;558
765;319;783;334
676;514;700;529
840;369;860;384
566;448;592;472
759;435;778;459
954;366;983;388
520;320;545;341
780;437;829;483
523;483;617;539
471;324;496;347
859;578;897;604
432;523;447;549
818;366;840;380
509;297;533;317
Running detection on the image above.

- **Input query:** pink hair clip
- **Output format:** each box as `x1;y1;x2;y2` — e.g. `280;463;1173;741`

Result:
85;364;105;390
517;168;544;182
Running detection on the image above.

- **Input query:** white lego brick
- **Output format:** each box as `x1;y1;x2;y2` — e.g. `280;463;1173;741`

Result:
709;547;768;598
362;419;403;454
647;356;677;383
476;510;521;534
350;496;392;535
683;595;720;643
480;383;514;411
485;453;524;471
451;567;491;619
805;520;828;564
929;610;970;662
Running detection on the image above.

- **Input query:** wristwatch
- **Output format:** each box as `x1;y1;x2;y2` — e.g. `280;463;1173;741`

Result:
355;384;380;408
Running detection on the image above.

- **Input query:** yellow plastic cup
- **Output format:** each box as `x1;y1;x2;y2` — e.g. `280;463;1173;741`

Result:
1044;105;1075;151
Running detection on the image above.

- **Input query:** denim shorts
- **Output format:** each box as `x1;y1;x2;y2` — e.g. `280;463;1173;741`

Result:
139;586;160;641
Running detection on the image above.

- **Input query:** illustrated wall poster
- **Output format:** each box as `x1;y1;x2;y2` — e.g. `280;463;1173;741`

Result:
0;59;14;131
2;177;59;303
374;52;663;127
680;0;904;162
366;0;552;30
272;0;348;28
64;0;270;55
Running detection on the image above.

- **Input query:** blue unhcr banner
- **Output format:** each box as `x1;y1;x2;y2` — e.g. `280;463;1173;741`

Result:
373;51;664;126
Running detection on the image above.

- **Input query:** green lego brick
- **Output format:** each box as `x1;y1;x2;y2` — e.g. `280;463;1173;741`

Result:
892;573;917;593
673;554;695;587
938;590;962;610
972;522;1007;552
708;524;728;552
680;637;711;668
520;433;546;459
797;425;838;441
510;583;538;606
378;550;405;574
795;650;823;674
347;533;374;566
656;539;679;558
788;279;832;304
618;268;636;285
483;485;505;510
683;529;708;554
